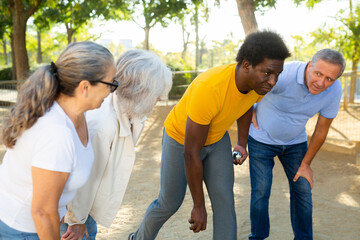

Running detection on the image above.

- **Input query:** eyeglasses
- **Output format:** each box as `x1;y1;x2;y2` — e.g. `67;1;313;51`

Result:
94;78;119;93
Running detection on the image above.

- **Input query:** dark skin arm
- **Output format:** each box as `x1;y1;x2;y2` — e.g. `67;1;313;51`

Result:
233;106;254;165
293;115;333;189
184;117;210;233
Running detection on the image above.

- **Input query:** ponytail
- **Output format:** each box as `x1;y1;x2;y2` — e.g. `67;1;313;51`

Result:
2;66;58;148
1;41;114;148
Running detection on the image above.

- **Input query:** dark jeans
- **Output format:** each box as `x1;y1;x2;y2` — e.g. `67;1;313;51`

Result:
248;136;312;240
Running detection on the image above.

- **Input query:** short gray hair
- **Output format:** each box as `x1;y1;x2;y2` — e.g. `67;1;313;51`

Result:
115;49;172;118
311;49;346;78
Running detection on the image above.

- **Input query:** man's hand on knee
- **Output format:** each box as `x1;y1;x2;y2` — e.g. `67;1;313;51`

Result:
293;162;314;189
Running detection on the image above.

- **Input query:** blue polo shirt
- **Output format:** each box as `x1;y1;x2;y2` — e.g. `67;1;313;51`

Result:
249;61;342;145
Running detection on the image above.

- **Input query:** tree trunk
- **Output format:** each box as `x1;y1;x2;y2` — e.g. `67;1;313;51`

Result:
37;30;42;64
236;0;258;34
10;34;16;80
13;0;30;88
181;24;190;63
209;49;214;68
349;59;358;104
2;39;8;65
195;4;200;70
66;24;74;45
199;40;207;65
144;26;150;50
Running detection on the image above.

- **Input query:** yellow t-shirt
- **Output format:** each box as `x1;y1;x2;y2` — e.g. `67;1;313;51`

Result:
164;63;263;146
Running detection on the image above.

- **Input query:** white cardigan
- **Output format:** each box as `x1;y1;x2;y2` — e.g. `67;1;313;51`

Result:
65;93;145;227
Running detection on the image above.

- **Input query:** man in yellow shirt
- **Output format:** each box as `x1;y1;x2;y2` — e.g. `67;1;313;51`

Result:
130;30;291;240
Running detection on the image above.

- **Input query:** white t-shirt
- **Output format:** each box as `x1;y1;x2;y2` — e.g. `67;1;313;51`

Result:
0;101;94;233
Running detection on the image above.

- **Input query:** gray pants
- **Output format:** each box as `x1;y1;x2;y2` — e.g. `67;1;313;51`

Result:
134;129;237;240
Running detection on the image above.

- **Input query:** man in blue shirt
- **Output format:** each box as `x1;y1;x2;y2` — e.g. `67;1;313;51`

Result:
247;49;346;240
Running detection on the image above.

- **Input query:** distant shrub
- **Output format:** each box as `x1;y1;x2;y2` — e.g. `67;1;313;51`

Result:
0;67;12;81
168;71;202;100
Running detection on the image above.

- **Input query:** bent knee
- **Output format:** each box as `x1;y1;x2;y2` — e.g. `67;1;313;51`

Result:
156;196;184;214
292;177;312;194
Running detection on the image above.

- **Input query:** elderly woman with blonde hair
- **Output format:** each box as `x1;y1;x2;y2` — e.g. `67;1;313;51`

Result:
60;49;173;240
0;41;116;239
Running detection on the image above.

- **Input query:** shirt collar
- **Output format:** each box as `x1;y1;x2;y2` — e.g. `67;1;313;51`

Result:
296;61;309;85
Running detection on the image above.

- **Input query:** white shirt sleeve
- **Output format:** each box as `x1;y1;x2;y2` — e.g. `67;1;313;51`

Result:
31;126;75;173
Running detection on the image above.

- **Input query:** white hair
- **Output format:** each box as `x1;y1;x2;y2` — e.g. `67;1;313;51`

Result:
115;49;172;118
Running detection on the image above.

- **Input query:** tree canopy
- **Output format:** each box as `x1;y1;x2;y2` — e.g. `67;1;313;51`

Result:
129;0;187;50
309;0;360;103
38;0;130;44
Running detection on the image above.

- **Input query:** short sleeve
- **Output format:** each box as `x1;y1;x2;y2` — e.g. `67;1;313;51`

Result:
31;126;75;173
319;81;342;119
186;81;220;125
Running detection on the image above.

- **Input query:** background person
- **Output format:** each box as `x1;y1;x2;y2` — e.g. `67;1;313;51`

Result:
248;49;346;240
0;41;116;239
60;49;172;240
129;30;291;240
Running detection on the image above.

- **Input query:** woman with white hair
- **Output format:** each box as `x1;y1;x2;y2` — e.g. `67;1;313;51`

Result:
60;49;173;240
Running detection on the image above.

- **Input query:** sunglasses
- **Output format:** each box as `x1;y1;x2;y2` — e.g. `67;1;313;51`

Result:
94;78;119;93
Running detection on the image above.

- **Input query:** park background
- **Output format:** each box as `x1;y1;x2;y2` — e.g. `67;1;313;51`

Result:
0;0;360;239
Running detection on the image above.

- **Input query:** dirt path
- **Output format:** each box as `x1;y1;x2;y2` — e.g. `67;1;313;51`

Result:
95;104;360;240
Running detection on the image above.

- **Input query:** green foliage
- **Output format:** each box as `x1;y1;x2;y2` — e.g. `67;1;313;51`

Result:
107;42;126;59
176;0;216;67
131;0;187;28
26;28;68;67
254;0;276;13
290;35;319;62
187;37;242;69
130;0;187;49
189;0;209;24
68;22;102;42
32;0;54;32
37;0;130;42
308;2;360;66
253;0;323;14
293;0;323;8
0;0;12;40
164;52;192;71
26;20;68;61
164;52;198;99
168;71;200;99
0;39;11;65
303;0;359;103
0;67;12;80
134;41;164;56
208;37;242;66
